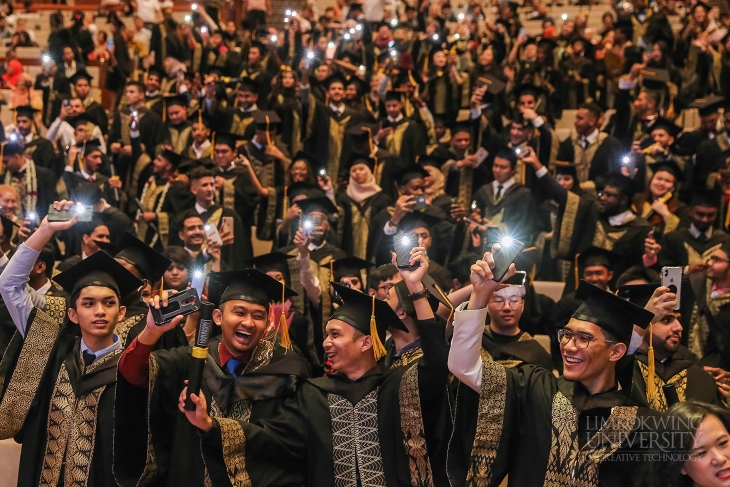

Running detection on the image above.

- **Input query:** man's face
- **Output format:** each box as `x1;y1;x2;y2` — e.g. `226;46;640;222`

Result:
125;86;144;105
248;47;262;65
583;265;613;290
560;319;624;384
315;64;331;81
649;170;675;198
74;125;88;143
634;92;652;116
706;249;730;281
450;131;471;153
509;122;531;146
524;44;537;59
164;262;189;291
323;319;372;374
518;94;537;110
82;225;110;254
339;275;362;292
0;189;18;217
70;99;84;116
556;174;575;191
152;154;172;175
398;177;426;196
74;79;90;99
15;116;32;136
328;82;344;103
178;216;205;248
385;99;403;119
68;286;126;341
146;74;161;93
690;204;717;232
598;184;624;215
369;273;403;300
190;177;215;205
192;122;210;144
84;151;103;173
226;21;237;35
492;157;516;184
344;84;358;101
409;226;432;250
650;312;682;358
215;300;270;355
487;290;524;331
237;89;257;110
651;128;674;148
700;112;719;132
303;211;329;244
63;47;74;63
573;108;597;135
214;144;236;167
167;105;187;125
3;154;23;173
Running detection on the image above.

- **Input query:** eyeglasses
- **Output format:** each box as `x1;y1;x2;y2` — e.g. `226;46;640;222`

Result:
557;329;617;350
376;284;395;295
707;256;730;264
490;297;522;308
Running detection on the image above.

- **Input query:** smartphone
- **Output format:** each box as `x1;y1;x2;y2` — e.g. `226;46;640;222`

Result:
519;27;527;37
661;266;682;311
204;222;223;247
221;216;233;233
325;42;336;60
48;204;94;223
651;225;663;241
411;195;427;211
150;287;201;325
319;169;327;178
394;232;419;269
107;38;114;50
475;147;489;165
491;238;526;282
63;99;71;108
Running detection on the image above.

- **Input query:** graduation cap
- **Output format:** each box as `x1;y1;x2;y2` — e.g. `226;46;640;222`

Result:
398;211;442;232
164;93;188;108
69;113;92;128
245;251;296;275
0;214;18;239
345;76;368;95
54;250;143;298
417;154;445;169
537;38;557;52
250;40;267;52
345;123;379;142
287;181;322;201
329;282;406;360
253;111;281;132
146;66;165;80
392;164;429;186
14;105;39;119
384;90;404;102
1;139;24;157
447;119;473;136
80;138;103;157
239;77;261;92
338;51;363;66
647;117;682;138
327;256;374;282
395;69;421;89
640;68;670;90
648;158;685;183
69;69;93;85
322;72;347;89
605;172;637;198
114;232;172;283
689;188;721;208
159;149;183;168
189;109;213;128
690;95;725;117
292;150;322;169
345;152;376;173
691;1;711;12
213;132;243;149
296;196;338;216
617;283;660;308
572;280;654;345
577;246;615;271
554;161;578;179
474;74;506;96
514;83;545;101
208;268;297;307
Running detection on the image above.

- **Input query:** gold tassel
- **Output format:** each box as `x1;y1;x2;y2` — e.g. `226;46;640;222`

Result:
279;280;292;350
369;295;386;360
159;276;164;298
162;99;167;123
647;323;656;401
198;108;202;126
725;197;730;230
265;115;273;146
574;253;580;288
211;132;215;147
282;185;288;221
0;141;6;159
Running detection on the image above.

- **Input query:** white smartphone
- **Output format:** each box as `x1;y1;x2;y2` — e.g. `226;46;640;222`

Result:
204;223;223;247
661;266;682;311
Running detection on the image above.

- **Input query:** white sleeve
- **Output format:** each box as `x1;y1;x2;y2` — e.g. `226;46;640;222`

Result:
532;116;545;128
618;78;638;90
535;166;549;178
448;302;488;392
628;330;643;355
383;220;398;235
45;117;64;142
297;254;322;305
0;244;39;337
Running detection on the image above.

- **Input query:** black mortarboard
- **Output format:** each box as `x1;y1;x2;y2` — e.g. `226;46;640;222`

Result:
80;138;103;156
2;139;24;156
605;172;636;198
384;90;404;102
250;40;266;52
691;1;710;12
395;69;421;88
554;161;578;179
322;72;347;89
398;211;442;232
147;66;165;80
392;164;429;186
55;250;143;298
514;83;545;101
617;283;660;308
213;132;243;149
208;268;297;307
114;232;172;282
0;215;18;238
327;256;374;281
447;120;473;136
338;51;363;65
417;154;444;169
647;116;682;138
474;74;506;95
253;111;281;131
346;75;368;95
164;93;188;108
189;109;213;128
159;149;183;167
296;196;338;216
14;105;39;119
292;150;322;168
239;77;261;92
577;246;614;270
640;67;670;90
573;280;654;344
69;69;93;84
345;152;376;172
245;251;295;274
648;158;685;182
690;189;721;208
538;38;557;52
345;123;379;141
69;113;92;128
691;95;725;117
287;182;321;201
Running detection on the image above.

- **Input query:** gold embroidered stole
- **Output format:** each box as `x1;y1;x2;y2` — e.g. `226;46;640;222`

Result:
249;148;279;241
572;132;608;183
327;115;351;177
231;113;255;137
137;179;171;247
385;122;409;155
592;219;632;251
689;281;730;358
285;247;305;314
217;177;238;210
121;111;146;146
329;389;386;487
466;355;507;485
637;361;687;411
350;201;373;260
170;125;193;154
543;392;637;487
707;134;730;188
553;190;581;260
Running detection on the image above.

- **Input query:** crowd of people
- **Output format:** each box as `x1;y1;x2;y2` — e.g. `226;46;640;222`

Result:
1;0;730;485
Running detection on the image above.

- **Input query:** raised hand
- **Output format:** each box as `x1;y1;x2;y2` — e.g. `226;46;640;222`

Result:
644;286;678;324
179;380;213;432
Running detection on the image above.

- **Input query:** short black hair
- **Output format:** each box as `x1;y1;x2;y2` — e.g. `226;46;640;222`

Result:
77;217;107;238
448;253;481;286
126;80;145;92
578;102;603;120
162;245;193;270
367;264;398;291
38;244;56;278
616;266;659;287
188;166;215;182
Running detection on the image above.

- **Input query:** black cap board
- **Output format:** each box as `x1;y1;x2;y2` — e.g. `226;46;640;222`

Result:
648;158;685;182
208;268;297;307
159;149;183;168
55;249;143;298
398;211;442;232
69;69;94;84
245;251;295;274
392;164;429;186
213;132;244;149
80;138;103;156
114;232;172;282
296;196;338;216
577;246;614;270
691;95;725;116
322;72;347;89
253;111;281;130
14;105;39;119
0;215;18;238
617;283;660;308
647;117;682;138
287;182;322;201
329;282;407;340
690;189;721;208
345;152;376;173
326;256;374;281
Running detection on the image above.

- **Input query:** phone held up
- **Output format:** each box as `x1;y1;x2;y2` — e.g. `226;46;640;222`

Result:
395;232;419;269
661;266;682;311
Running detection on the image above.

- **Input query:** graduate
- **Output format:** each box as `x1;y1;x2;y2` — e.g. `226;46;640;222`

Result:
448;252;677;487
328;255;375;292
57;138;118;206
163;93;194;154
13;105;59;176
0;200;145;487
376;90;428;167
227;77;260;141
115;268;310;487
1;138;58;221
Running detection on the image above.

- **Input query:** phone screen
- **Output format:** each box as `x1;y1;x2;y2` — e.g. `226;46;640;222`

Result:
395;232;419;268
491;239;525;282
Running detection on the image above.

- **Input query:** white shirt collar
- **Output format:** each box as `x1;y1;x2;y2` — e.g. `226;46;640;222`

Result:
146;90;160;98
308;240;327;251
582;129;599;145
81;251;88;260
192;139;211;158
251;138;264;150
23;133;33;144
689;223;713;240
329;103;345;115
240;103;258;113
387;114;404;124
80;168;95;180
36;278;52;295
492;177;516;194
607;209;635;226
80;335;121;364
195;202;209;214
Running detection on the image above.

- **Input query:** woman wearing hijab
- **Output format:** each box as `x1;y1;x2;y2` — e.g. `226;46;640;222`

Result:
2;59;23;88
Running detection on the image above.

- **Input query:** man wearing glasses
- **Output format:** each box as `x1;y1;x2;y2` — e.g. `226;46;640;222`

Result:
447;250;677;487
482;273;553;371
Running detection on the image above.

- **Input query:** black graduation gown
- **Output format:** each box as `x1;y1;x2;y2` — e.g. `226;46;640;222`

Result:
382;117;428;166
145;93;164;118
212;169;256;264
115;333;309;487
85;99;109;135
24;135;60;176
427;260;453;293
676;127;712;158
693;135;730;191
556;134;624;189
3;164;58;220
686;272;730;370
99;205;136;244
431;144;491;202
449;361;661;487
109;106;169;159
0;308;139;487
336;191;392;261
610;87;656;150
271;89;304;157
658;227;730;268
473;182;538;245
482;328;553;372
305;104;362;178
624;346;723;410
592;215;652;282
226;108;258;141
60;171;117;207
136;177;194;250
167;121;194;155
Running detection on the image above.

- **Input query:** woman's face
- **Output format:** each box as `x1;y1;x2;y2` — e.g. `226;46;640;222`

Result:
433;51;447;68
423;165;440;188
281;71;295;88
694;5;708;23
350;163;371;185
480;46;494;65
649;170;675;198
290;160;310;183
682;415;730;486
652;43;663;62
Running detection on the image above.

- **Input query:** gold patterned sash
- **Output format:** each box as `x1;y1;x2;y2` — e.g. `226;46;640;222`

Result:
638;361;687;411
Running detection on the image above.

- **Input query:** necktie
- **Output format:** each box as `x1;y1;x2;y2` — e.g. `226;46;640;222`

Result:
496;184;503;200
87;177;94;182
698;233;708;243
82;350;96;367
581;137;588;149
226;358;241;377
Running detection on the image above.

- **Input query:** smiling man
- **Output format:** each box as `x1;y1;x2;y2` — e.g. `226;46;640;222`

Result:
0;200;145;487
115;268;310;487
447;251;676;487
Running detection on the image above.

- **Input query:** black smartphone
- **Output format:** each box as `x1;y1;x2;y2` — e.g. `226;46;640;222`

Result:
411;195;427;211
47;204;94;223
394;232;419;269
651;225;663;241
491;238;525;282
63;99;71;108
150;288;201;325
